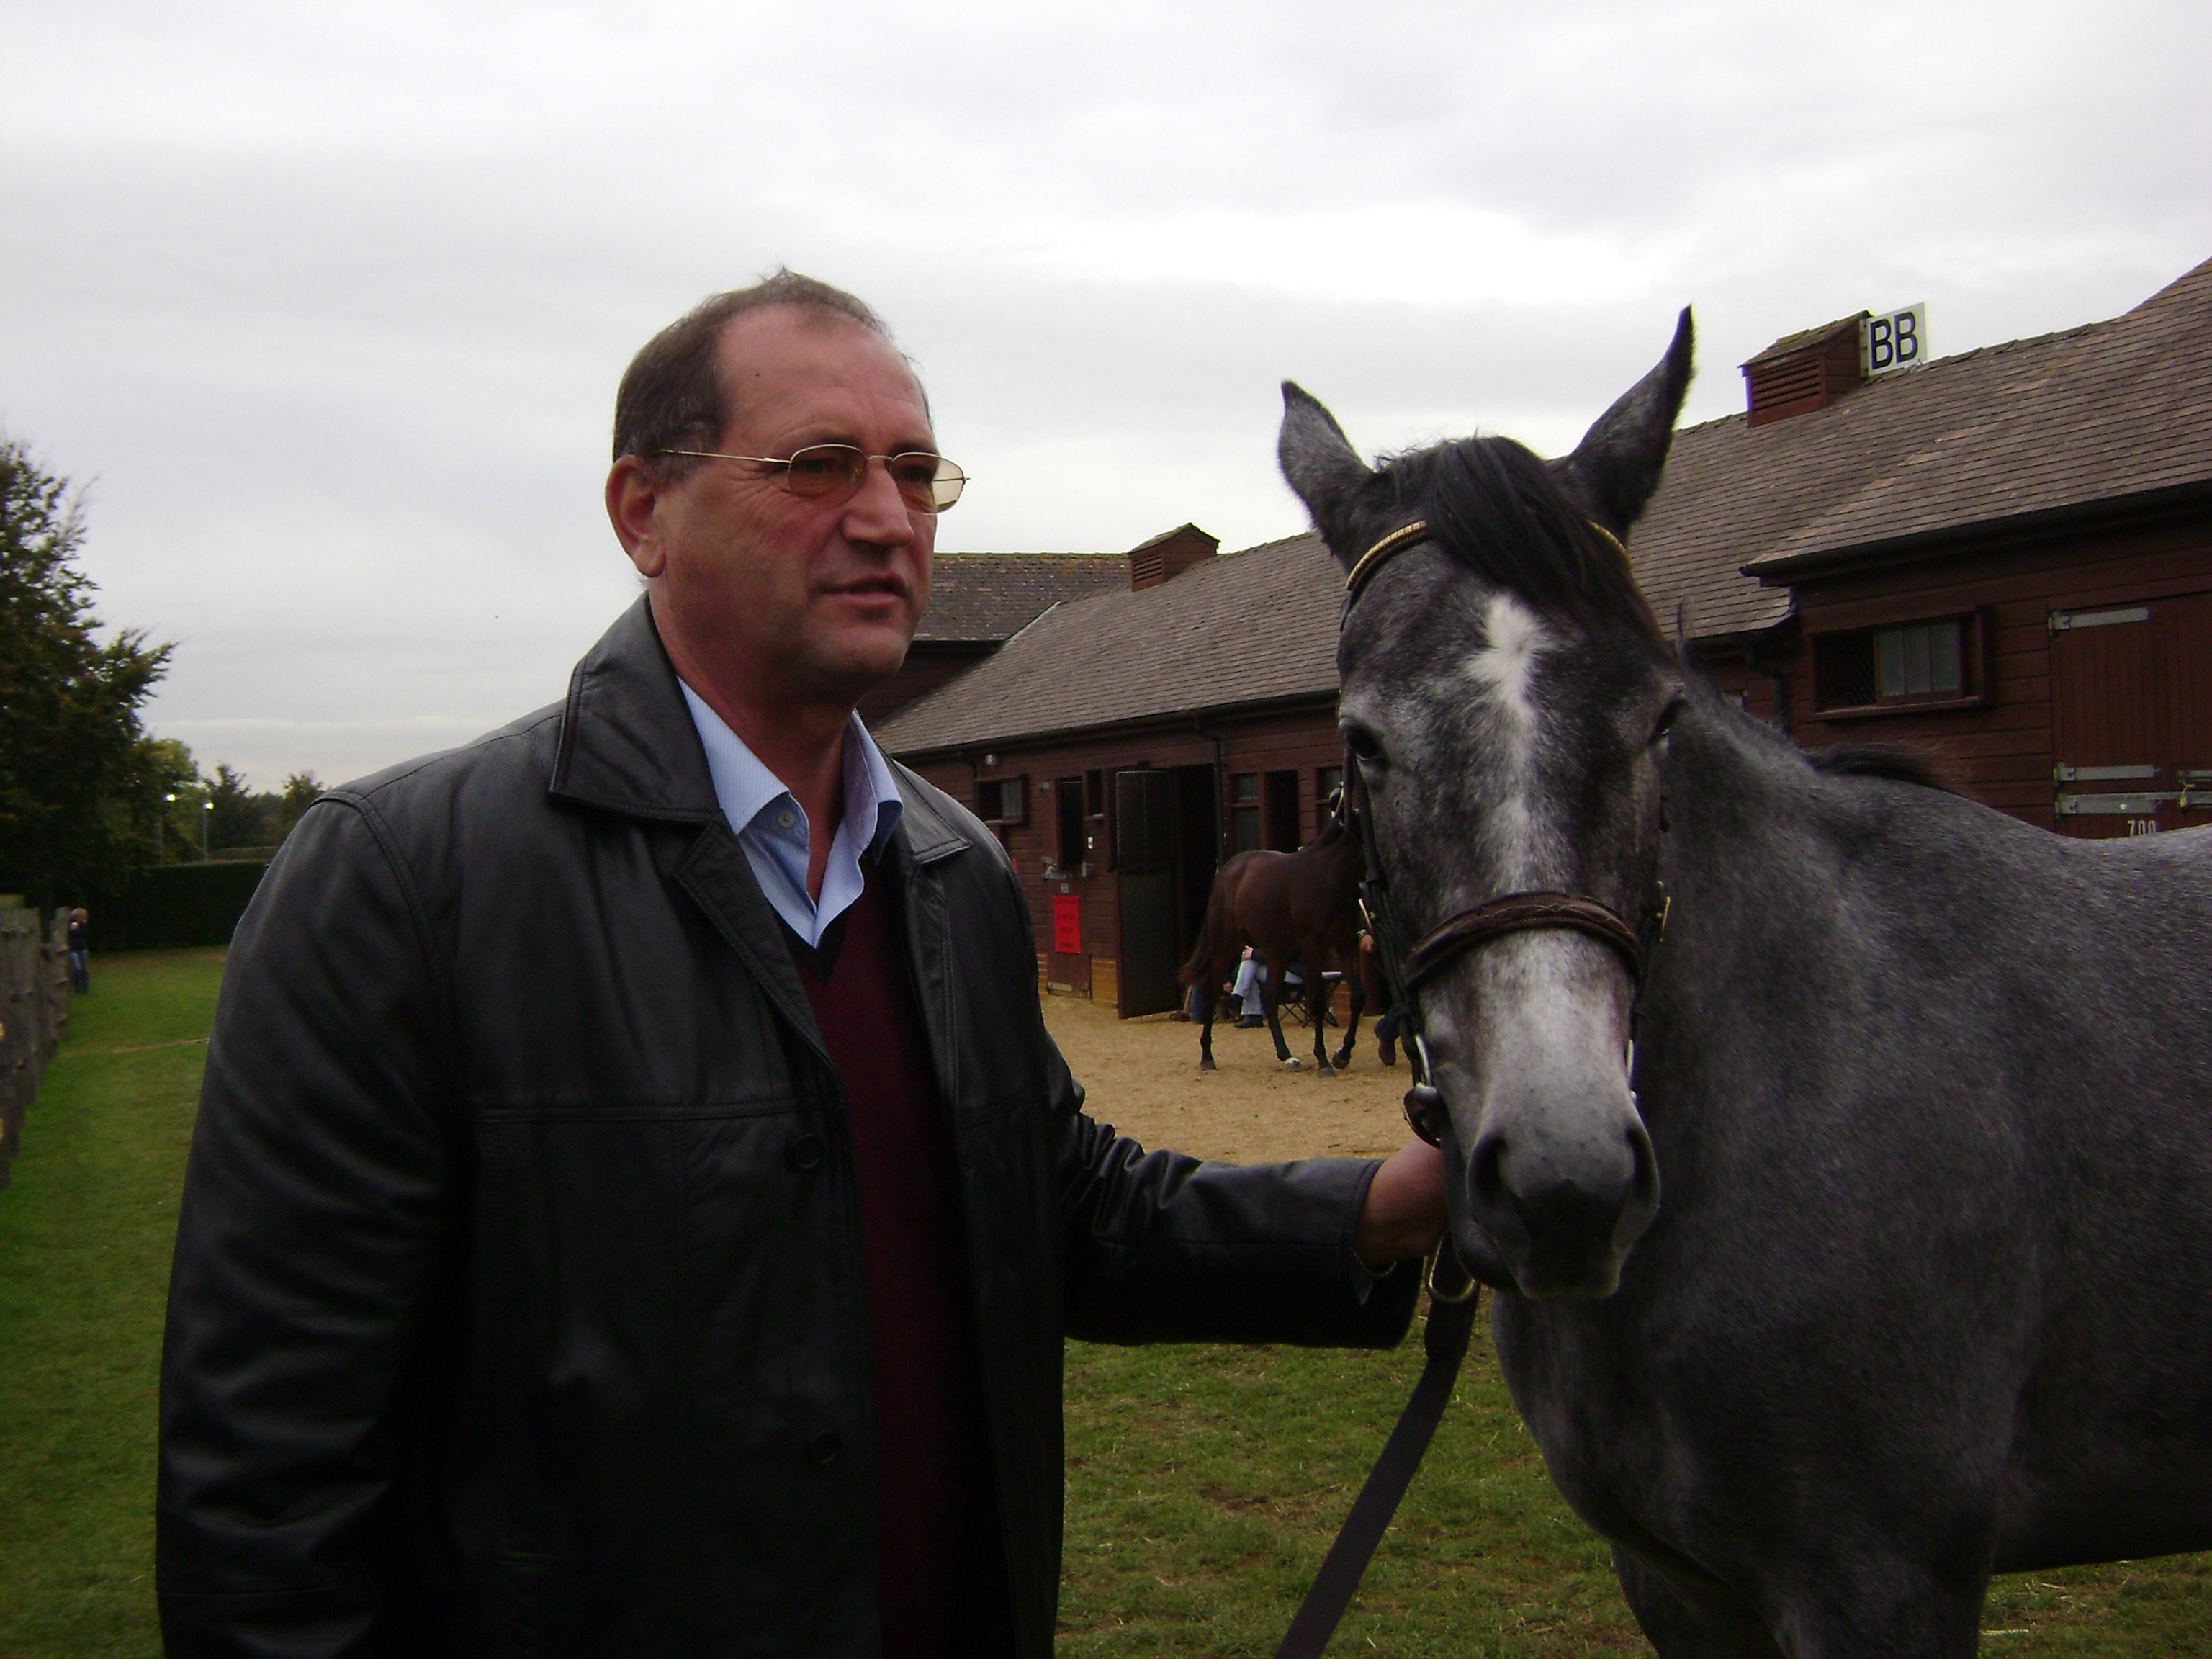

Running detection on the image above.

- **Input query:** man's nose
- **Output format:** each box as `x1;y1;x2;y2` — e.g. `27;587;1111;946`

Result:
840;456;919;543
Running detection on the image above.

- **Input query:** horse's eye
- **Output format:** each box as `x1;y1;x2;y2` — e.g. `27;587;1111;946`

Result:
1343;725;1388;769
1651;697;1686;745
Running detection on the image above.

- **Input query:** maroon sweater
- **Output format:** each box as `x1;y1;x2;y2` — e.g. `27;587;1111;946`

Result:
786;860;1001;1658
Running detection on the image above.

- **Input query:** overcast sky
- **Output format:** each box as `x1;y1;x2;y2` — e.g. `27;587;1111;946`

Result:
5;0;2208;788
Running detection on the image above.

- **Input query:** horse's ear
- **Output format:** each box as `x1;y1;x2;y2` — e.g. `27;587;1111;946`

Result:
1278;382;1372;560
1554;308;1694;539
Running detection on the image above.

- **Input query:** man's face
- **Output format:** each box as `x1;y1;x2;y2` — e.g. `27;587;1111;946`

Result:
620;306;936;713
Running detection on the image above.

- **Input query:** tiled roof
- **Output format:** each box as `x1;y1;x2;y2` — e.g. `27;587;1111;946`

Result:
915;553;1131;642
876;535;1341;754
1632;254;2212;636
882;256;2212;747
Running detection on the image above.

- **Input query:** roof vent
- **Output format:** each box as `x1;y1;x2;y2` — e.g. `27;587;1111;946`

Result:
1127;523;1219;590
1741;313;1868;427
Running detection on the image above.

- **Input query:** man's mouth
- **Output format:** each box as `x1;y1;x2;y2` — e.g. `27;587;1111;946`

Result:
831;575;908;602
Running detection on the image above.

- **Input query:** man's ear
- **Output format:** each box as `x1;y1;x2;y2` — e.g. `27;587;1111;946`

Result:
1552;308;1694;539
605;457;668;578
1277;382;1373;566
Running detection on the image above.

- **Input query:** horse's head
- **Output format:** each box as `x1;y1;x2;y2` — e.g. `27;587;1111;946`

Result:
1279;313;1694;1299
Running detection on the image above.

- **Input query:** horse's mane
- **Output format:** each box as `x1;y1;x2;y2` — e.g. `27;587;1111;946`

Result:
1377;434;1671;655
1804;741;1954;792
1690;672;1954;795
1306;814;1350;851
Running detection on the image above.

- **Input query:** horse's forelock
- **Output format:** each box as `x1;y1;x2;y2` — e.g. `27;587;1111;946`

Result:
1375;435;1671;659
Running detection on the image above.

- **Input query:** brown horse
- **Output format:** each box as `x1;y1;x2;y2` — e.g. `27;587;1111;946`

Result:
1178;816;1368;1074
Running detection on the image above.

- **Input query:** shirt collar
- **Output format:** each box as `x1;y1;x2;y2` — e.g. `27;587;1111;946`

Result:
678;682;904;860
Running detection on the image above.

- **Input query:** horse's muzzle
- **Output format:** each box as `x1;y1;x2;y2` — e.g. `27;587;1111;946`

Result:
1463;1105;1659;1298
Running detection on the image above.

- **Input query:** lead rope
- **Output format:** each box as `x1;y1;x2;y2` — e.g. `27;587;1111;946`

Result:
1273;1251;1478;1659
1274;750;1473;1659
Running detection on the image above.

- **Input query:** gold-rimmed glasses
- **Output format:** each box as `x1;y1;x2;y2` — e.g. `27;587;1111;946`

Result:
660;444;967;512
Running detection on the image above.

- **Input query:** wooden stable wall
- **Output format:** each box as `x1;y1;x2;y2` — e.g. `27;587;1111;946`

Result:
904;699;1344;1012
1784;509;2211;835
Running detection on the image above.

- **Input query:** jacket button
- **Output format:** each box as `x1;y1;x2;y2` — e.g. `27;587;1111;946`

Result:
806;1431;841;1467
786;1133;825;1173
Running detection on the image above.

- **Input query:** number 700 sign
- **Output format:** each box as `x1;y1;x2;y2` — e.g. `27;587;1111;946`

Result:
1861;303;1929;376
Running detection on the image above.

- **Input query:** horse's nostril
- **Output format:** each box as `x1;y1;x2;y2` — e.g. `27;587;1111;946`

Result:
1627;1118;1659;1208
1471;1130;1508;1208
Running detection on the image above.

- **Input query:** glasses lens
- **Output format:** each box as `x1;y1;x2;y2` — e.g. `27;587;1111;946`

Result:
878;452;963;513
781;445;868;497
914;454;966;512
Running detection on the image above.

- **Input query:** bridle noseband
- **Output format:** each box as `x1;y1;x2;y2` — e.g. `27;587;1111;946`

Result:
1339;517;1669;1149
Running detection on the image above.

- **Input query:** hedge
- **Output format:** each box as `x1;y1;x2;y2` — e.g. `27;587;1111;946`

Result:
90;861;270;950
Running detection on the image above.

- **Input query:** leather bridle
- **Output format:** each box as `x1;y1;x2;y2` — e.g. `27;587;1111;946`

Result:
1338;517;1670;1148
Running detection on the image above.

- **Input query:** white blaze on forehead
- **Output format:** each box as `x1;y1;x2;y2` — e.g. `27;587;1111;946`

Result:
1464;593;1549;882
1466;593;1547;723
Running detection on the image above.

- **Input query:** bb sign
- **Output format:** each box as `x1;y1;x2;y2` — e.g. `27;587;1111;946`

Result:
1861;303;1928;377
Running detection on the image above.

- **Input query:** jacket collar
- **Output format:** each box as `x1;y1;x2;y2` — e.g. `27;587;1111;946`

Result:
889;761;971;867
549;597;974;871
548;596;734;825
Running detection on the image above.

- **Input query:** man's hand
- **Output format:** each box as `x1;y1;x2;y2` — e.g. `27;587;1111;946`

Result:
1354;1138;1448;1270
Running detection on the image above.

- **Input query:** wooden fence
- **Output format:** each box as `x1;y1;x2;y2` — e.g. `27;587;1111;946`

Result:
0;903;71;1193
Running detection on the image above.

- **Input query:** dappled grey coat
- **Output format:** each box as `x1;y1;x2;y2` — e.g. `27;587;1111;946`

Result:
156;598;1416;1659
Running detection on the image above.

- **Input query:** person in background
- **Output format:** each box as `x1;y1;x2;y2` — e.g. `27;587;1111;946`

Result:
65;907;89;994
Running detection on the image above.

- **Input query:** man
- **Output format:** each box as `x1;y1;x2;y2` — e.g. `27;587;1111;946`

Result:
158;272;1445;1658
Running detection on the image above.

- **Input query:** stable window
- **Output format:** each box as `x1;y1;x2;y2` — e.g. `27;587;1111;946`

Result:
1812;616;1976;713
1084;769;1105;817
1053;775;1086;873
1878;622;1962;698
1264;770;1300;852
1231;772;1262;853
976;775;1026;824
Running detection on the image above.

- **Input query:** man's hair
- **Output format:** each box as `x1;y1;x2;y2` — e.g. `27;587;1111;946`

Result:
611;270;891;480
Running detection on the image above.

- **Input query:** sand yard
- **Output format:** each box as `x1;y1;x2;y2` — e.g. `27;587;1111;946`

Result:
1037;994;1415;1166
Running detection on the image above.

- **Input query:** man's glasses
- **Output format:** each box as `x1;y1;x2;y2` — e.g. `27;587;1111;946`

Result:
660;444;967;512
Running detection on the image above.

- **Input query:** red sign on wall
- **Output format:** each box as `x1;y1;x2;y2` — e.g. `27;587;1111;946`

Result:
1051;894;1082;956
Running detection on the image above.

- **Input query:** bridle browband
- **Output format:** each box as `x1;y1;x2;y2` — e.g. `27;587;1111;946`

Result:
1339;515;1668;1148
1344;515;1630;606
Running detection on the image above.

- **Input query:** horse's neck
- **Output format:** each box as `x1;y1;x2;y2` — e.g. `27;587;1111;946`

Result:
1300;828;1360;902
1672;703;1866;902
1645;708;1876;1091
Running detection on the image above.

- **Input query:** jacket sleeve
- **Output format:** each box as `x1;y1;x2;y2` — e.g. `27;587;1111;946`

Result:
1017;891;1419;1349
158;796;459;1658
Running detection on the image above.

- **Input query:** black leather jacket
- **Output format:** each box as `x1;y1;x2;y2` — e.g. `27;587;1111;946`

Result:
158;600;1417;1658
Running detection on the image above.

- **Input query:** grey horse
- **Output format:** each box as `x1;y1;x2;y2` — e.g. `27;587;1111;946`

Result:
1276;316;2212;1656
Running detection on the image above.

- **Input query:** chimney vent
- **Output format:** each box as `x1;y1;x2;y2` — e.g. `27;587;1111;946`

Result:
1128;523;1219;590
1742;313;1868;427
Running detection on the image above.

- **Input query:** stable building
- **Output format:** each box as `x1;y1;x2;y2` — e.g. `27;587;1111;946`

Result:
1638;253;2212;835
878;254;2212;1011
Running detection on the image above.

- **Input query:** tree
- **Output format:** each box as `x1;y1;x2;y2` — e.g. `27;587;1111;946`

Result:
138;738;202;863
206;762;265;850
276;771;324;840
0;436;173;905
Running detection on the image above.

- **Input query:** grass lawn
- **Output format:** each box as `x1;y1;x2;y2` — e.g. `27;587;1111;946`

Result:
0;948;220;1657
1;948;2205;1655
